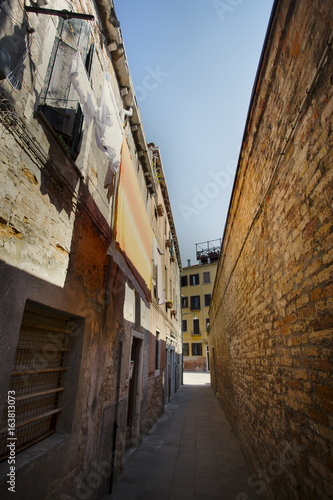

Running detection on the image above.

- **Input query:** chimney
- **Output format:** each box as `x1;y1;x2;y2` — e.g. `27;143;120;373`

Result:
187;259;191;267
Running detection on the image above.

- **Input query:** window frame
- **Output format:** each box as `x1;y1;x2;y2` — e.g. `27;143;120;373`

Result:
204;294;211;307
191;343;202;356
0;301;83;462
193;318;200;335
181;275;188;287
190;274;199;286
155;331;160;371
181;296;188;309
190;295;201;310
39;18;93;160
203;271;211;283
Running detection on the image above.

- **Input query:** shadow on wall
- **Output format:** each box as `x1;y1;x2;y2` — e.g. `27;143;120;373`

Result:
0;6;35;93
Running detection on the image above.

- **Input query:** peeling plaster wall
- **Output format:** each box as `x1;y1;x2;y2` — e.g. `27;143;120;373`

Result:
0;1;182;499
0;3;147;500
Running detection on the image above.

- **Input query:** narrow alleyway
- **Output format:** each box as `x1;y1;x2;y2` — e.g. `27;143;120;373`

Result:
105;373;259;500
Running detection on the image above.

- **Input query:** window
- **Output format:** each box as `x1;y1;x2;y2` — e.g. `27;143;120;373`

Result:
0;302;80;461
206;318;210;330
190;274;199;286
181;276;188;287
169;231;174;256
192;343;202;356
204;294;211;307
182;320;188;332
39;18;93;160
155;331;160;371
190;296;200;310
193;318;200;335
203;272;211;283
183;343;189;356
152;263;158;300
135;291;141;326
181;297;188;309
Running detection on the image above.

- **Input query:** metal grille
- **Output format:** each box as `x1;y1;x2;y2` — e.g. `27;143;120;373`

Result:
0;304;72;461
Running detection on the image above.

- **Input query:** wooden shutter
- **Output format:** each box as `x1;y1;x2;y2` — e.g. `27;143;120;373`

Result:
40;18;91;140
148;332;156;374
193;318;200;335
160;340;166;370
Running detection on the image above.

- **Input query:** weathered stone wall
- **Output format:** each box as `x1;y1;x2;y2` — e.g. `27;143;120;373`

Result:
209;1;333;499
0;2;172;499
0;190;127;500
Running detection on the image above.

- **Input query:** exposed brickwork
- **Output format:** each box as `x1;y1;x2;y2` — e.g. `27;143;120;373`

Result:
209;1;333;499
183;356;207;372
147;371;165;430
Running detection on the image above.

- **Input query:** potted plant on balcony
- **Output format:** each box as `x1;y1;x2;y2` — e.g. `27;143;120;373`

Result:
166;300;173;309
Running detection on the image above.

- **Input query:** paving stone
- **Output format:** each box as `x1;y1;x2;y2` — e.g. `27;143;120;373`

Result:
104;373;260;500
195;466;220;479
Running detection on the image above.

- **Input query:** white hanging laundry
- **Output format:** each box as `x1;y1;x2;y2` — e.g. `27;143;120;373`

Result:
69;54;124;168
94;72;124;162
69;52;97;127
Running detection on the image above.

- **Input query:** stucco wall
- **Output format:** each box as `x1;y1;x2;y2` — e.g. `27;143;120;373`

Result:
0;2;161;499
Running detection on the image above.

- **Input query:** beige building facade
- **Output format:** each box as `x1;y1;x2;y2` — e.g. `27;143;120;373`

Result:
181;241;220;372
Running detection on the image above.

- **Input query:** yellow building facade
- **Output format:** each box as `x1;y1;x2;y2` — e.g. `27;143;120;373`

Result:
181;241;220;371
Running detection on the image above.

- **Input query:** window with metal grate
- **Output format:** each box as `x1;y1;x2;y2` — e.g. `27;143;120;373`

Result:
0;303;75;461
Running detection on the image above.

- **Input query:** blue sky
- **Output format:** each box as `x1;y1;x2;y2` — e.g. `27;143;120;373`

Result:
114;0;274;265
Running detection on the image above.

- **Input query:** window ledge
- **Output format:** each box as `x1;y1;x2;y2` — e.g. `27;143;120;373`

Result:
37;110;84;180
0;433;70;482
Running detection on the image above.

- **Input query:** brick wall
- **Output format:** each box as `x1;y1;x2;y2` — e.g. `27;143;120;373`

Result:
147;372;165;430
209;1;333;499
183;356;206;372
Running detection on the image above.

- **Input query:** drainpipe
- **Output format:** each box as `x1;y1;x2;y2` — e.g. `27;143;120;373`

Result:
109;340;123;494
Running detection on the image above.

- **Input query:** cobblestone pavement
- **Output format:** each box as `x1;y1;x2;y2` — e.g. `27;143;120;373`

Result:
104;372;260;500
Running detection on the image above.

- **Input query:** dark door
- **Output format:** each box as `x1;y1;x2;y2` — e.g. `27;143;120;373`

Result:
126;337;141;449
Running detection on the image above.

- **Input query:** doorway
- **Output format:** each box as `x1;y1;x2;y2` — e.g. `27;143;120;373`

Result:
126;336;142;450
165;346;176;403
206;345;210;371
